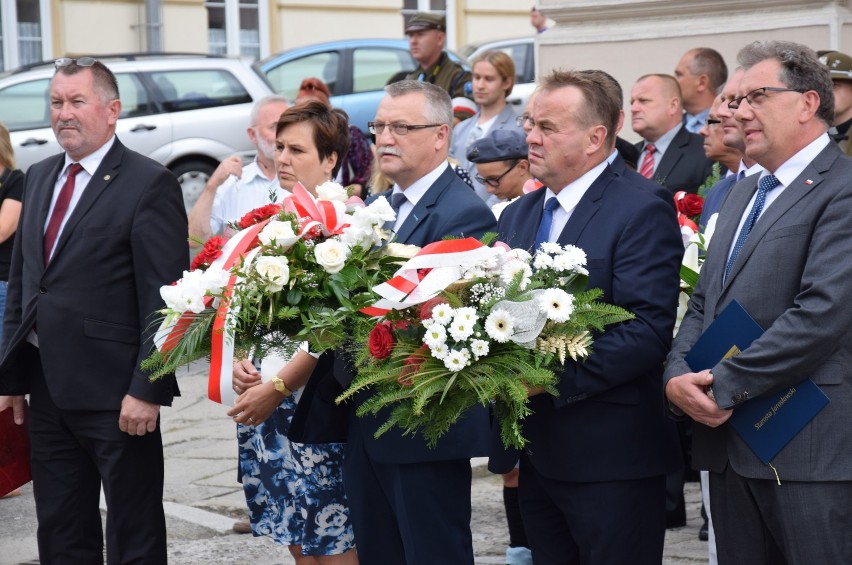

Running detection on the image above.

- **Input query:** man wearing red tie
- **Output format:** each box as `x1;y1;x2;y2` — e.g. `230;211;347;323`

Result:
0;58;187;562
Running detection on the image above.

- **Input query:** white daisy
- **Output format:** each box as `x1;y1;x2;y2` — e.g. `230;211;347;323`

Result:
559;245;587;268
533;252;555;270
500;262;533;290
430;303;454;325
484;308;515;343
430;342;449;359
449;318;475;341
454;307;478;323
470;339;490;358
540;241;562;254
443;348;471;372
423;323;448;347
538;288;575;322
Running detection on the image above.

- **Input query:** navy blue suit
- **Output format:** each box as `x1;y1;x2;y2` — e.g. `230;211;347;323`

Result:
292;164;496;565
699;174;738;229
495;164;683;564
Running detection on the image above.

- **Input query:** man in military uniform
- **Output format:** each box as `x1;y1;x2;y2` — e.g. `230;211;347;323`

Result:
404;12;472;121
819;50;852;155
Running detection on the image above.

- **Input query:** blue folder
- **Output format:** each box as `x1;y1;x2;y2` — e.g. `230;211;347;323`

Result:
685;300;829;464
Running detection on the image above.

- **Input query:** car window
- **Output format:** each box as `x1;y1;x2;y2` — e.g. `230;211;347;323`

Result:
265;51;340;99
147;69;252;112
489;43;531;84
116;73;154;118
352;48;414;94
0;78;50;131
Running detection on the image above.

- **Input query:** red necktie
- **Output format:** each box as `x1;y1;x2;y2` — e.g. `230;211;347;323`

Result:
44;163;83;265
639;144;656;179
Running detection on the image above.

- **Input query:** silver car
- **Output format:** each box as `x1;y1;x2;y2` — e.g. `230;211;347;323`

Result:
0;54;274;210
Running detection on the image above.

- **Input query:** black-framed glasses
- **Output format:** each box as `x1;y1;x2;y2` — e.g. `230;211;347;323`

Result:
368;121;442;136
515;114;531;128
475;161;518;187
705;118;722;127
54;57;97;69
727;86;806;110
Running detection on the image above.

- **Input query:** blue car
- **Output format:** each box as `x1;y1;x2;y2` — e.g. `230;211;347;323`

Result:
257;39;468;132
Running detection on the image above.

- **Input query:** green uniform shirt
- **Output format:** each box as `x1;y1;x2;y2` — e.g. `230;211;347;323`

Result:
405;51;473;120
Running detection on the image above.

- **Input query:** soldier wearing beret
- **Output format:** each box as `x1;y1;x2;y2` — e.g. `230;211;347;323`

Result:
467;129;532;215
819;50;852;155
403;12;472;121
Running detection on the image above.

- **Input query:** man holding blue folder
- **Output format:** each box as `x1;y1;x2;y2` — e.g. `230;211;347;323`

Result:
664;40;852;565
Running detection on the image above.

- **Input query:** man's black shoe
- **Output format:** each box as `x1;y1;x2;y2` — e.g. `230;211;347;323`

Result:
699;520;709;541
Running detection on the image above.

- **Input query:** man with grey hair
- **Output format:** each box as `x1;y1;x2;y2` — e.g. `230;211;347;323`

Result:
675;47;729;133
188;94;289;246
295;80;495;564
665;40;852;565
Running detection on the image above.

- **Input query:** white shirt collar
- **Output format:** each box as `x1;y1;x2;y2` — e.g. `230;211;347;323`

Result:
766;133;830;188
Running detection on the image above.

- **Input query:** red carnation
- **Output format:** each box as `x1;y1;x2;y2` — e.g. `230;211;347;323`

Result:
676;194;704;217
398;346;428;386
368;321;394;359
237;203;283;229
190;235;227;271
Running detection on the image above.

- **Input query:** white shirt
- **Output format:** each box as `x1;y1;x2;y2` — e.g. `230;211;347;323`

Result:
209;159;286;235
390;161;450;231
542;160;609;242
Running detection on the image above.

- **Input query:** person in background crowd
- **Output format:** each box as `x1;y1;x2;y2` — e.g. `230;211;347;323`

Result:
530;7;548;33
188;95;289;246
665;40;852;565
818;50;852;155
228;100;358;565
674;48;728;133
404;12;473;122
0;123;23;349
0;57;187;563
631;73;715;195
467;129;532;220
450;50;525;205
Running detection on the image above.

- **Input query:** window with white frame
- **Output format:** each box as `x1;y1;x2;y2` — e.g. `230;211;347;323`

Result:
1;0;50;72
205;0;265;60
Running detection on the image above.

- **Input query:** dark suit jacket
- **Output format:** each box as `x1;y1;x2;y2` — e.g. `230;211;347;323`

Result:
637;125;714;195
611;153;677;210
496;164;684;481
0;139;188;409
699;174;738;228
664;141;852;482
292;164;497;464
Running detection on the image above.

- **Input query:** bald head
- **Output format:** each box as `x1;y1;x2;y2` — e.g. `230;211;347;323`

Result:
630;74;684;142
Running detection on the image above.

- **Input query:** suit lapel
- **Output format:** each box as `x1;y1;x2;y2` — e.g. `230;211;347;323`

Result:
36;158;67;268
654;126;687;185
394;165;453;244
554;168;611;245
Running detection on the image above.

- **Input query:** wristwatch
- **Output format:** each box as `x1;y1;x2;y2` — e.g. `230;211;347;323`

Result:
271;376;293;397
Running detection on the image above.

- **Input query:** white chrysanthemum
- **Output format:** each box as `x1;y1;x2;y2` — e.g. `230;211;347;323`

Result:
559;245;587;268
258;220;300;249
540;241;562;254
430;341;449;359
454;307;478;324
501;261;532;290
533;252;554;270
315;181;349;202
430;303;454;325
470;339;490;358
423;323;448;347
484;308;514;343
449;318;475;341
538;288;575;322
443;348;470;372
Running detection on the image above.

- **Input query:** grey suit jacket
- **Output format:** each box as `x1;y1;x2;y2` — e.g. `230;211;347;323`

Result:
449;105;524;205
637;125;714;194
664;140;852;482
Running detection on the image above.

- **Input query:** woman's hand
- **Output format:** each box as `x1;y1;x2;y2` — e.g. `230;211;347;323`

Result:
228;381;285;426
232;358;261;395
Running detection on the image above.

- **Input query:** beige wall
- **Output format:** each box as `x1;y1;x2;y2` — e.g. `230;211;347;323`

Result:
162;2;207;52
274;3;402;51
60;0;146;54
462;0;535;46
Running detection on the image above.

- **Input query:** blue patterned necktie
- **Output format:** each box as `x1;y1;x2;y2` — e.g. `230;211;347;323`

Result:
533;197;560;251
385;192;407;231
724;174;781;281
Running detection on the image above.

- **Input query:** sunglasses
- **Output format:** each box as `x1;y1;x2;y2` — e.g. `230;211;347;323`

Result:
54;57;98;69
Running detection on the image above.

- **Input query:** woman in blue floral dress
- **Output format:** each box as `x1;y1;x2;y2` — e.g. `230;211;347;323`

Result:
228;101;357;564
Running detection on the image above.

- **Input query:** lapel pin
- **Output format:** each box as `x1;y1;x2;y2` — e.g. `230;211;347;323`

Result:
804;179;813;185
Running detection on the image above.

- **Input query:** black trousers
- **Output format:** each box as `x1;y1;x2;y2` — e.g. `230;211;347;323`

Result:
28;351;167;565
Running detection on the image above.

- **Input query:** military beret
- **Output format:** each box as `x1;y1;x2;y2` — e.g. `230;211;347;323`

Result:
405;12;446;33
467;129;529;163
819;51;852;81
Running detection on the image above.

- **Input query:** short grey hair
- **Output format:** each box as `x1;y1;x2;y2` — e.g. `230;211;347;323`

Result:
384;80;452;127
737;40;834;126
250;94;290;126
688;48;728;91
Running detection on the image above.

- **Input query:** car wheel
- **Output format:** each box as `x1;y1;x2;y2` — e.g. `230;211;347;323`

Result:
170;159;216;212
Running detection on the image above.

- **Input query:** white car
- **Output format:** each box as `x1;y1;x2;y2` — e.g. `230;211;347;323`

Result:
0;54;274;210
461;36;536;115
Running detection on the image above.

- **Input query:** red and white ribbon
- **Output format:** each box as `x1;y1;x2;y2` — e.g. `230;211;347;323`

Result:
361;238;495;317
283;182;362;238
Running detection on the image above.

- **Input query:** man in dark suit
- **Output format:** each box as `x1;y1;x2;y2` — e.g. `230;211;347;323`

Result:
0;59;187;562
496;70;683;564
665;41;852;565
631;73;715;194
295;80;495;565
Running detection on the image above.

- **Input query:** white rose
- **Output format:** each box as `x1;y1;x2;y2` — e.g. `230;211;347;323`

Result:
315;181;349;202
259;220;300;249
254;255;290;291
314;239;350;274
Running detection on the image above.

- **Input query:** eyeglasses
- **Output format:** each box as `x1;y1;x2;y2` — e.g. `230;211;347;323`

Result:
515;114;531;128
727;87;806;110
475;161;518;187
54;57;97;69
705;118;722;127
368;122;442;136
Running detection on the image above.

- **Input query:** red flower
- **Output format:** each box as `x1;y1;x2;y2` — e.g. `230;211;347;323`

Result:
675;193;704;217
237;203;283;229
418;296;449;321
398;346;428;386
190;235;227;271
368;321;394;359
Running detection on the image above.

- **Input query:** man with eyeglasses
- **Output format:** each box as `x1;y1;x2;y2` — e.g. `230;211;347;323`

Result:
665;40;852;565
467;129;532;222
0;57;187;562
495;69;683;565
293;80;494;565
